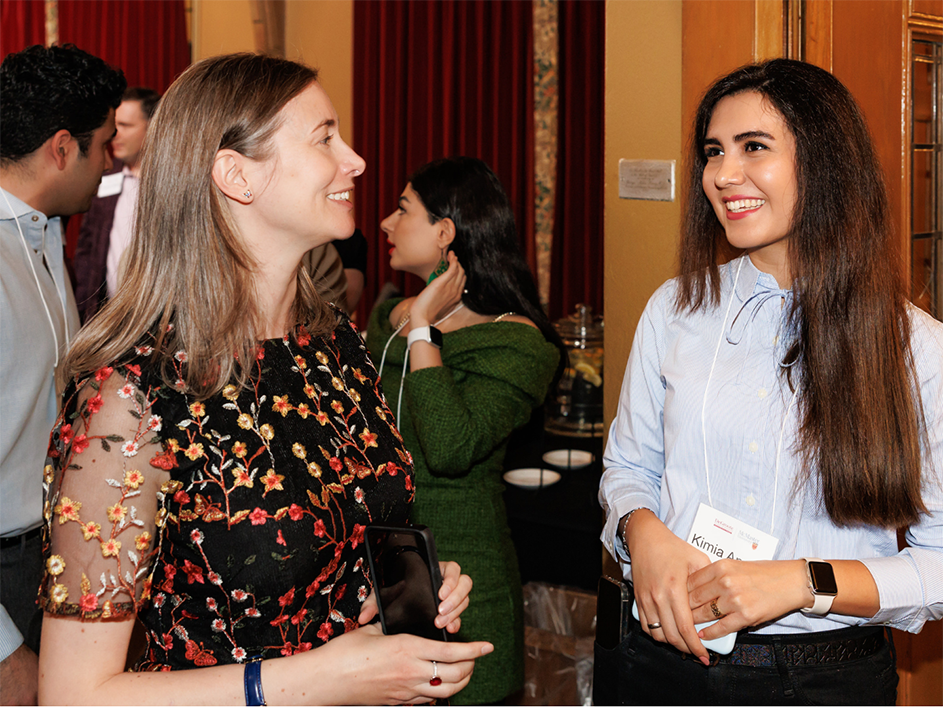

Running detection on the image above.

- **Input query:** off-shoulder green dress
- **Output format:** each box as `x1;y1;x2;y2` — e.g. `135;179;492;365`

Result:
367;299;559;705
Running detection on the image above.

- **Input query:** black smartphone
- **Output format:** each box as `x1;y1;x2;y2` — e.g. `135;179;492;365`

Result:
596;575;630;649
365;524;448;642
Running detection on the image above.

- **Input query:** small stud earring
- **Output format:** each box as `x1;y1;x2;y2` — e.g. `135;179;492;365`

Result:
243;190;252;198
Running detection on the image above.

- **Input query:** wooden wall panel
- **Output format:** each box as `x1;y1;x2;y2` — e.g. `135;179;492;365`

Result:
912;0;943;18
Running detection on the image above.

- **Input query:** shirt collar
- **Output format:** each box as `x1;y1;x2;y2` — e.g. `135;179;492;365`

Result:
1;188;60;251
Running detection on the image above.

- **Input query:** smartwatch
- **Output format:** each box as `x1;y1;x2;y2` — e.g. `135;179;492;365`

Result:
407;325;443;350
800;558;837;615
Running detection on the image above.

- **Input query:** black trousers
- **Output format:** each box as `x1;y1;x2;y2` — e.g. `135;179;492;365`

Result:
0;531;44;654
593;613;897;706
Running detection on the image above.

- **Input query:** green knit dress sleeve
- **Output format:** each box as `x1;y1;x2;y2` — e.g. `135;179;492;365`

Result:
403;327;559;477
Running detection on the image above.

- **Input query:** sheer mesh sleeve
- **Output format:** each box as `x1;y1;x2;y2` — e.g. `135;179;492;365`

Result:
41;366;169;620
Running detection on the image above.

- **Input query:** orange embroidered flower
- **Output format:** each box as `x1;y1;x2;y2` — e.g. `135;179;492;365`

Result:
352;368;368;384
107;503;128;523
189;402;206;418
232;468;254;489
80;521;101;540
331;400;344;414
262;469;285;495
222;384;239;401
304;384;317;399
232;441;248;458
100;538;121;558
331;377;344;391
184;443;204;460
135;531;152;551
291;443;306;459
359;429;378;449
316;411;329;426
124;469;145;489
237;414;253;430
49;583;68;605
46;555;65;576
294;355;307;370
296;403;311;419
259;424;274;441
54;496;81;523
272;395;291;417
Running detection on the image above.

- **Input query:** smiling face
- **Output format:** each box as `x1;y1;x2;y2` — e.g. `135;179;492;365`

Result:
702;91;798;285
380;183;446;280
244;82;365;256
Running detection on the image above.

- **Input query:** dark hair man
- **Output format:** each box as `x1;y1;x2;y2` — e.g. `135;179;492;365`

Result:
0;44;125;705
73;86;160;322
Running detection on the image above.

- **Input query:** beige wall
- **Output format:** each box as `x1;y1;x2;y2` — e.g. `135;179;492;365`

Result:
604;0;683;429
191;1;354;144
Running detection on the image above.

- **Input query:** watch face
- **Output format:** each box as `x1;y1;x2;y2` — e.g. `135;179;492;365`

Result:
429;326;443;349
809;561;838;595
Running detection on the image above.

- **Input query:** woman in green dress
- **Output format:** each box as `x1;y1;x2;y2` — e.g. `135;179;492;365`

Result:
366;157;565;705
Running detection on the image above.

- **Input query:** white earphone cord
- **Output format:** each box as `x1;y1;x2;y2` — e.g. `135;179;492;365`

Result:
1;189;68;368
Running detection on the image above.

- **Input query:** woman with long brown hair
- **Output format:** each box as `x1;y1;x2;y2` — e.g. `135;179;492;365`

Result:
37;54;490;705
598;59;941;704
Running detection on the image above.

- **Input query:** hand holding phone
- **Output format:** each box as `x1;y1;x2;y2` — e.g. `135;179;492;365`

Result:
631;600;736;655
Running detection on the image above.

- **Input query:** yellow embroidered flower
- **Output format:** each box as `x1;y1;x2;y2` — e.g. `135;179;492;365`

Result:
359;429;379;449
44;464;55;484
292;443;306;459
237;414;253;430
259;424;274;441
304;384;317;400
350;390;361;403
222;384;239;401
54;497;81;524
135;532;152;551
232;440;248;458
353;368;368;384
107;503;128;523
184;443;204;460
189;402;206;418
315;351;329;365
331;376;345;391
375;407;387;421
262;469;285;495
155;508;169;527
273;395;292;417
307;462;322;478
294;355;307;370
316;411;329;426
100;538;121;558
296;403;311;419
167;439;181;453
46;555;66;576
81;521;101;540
232;468;254;488
124;469;145;489
49;583;68;605
331;400;344;414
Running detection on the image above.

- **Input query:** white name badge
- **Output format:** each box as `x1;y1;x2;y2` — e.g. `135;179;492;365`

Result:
97;172;124;198
686;503;778;562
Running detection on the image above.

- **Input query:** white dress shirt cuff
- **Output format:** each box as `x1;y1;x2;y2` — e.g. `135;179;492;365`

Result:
860;551;943;633
0;605;24;662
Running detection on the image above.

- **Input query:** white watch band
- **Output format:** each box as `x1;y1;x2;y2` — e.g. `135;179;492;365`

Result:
406;325;441;350
800;557;836;616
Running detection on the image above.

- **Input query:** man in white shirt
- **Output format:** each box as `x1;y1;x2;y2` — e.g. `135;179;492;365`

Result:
73;87;159;323
0;43;125;705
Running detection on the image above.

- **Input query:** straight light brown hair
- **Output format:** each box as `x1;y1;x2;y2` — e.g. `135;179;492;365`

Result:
62;54;335;399
678;59;928;528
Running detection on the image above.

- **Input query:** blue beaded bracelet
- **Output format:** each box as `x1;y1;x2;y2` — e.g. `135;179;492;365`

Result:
244;659;266;706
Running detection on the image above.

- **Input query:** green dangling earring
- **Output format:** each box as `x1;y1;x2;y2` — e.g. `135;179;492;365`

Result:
427;248;449;285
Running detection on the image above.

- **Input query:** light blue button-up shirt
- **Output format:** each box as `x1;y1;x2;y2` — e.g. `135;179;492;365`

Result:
0;188;80;659
600;255;943;635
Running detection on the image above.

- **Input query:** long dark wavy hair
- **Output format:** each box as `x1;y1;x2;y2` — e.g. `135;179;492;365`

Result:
678;59;928;528
408;156;566;376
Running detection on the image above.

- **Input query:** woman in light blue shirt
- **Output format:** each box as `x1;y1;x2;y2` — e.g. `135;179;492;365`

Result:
598;59;942;705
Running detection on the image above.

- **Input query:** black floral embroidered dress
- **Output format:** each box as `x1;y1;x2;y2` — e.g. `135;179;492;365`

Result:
40;314;413;669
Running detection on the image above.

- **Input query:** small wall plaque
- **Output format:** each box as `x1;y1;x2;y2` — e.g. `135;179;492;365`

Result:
618;159;675;202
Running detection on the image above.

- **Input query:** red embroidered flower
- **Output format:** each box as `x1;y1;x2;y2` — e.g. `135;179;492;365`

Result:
297;642;312;653
288;504;304;521
125;363;142;377
94;366;114;382
86;394;103;414
329;457;343;472
296;329;311;346
278;588;295;607
249;507;267;525
276;530;287;546
291;608;307;625
59;423;73;446
79;593;98;612
150;449;178;470
232;589;248;602
174;490;191;505
317;621;334;642
313;519;326;538
334;584;347;601
350;524;365;549
182;560;204;584
72;434;89;454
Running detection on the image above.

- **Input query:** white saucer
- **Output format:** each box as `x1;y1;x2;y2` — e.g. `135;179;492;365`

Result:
503;468;562;489
542;449;594;469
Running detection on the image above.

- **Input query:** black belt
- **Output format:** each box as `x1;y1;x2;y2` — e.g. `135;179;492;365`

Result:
721;626;886;667
0;526;42;550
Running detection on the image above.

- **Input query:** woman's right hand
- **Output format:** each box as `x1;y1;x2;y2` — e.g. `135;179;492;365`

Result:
625;509;713;664
306;622;493;705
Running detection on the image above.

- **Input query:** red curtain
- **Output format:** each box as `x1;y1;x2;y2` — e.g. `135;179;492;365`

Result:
549;0;605;320
352;0;534;323
0;0;44;58
54;0;190;261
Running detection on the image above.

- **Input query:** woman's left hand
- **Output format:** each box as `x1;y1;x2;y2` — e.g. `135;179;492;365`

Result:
357;560;472;634
409;252;467;328
686;559;809;640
